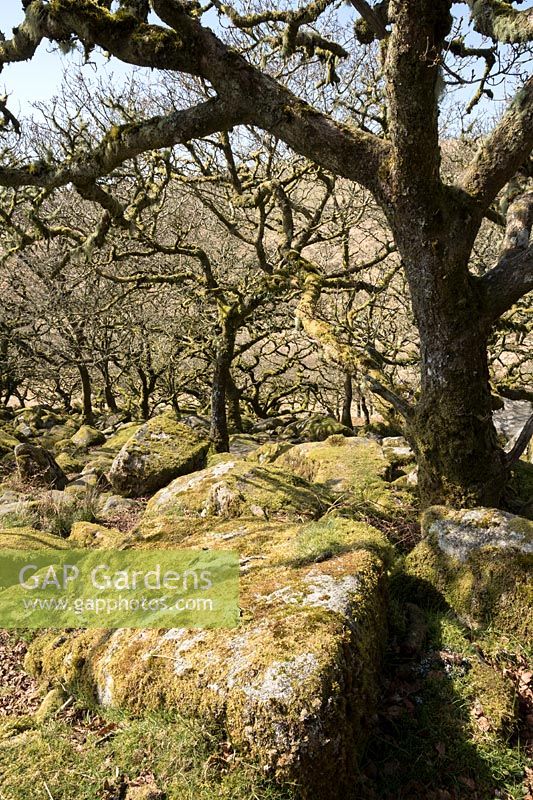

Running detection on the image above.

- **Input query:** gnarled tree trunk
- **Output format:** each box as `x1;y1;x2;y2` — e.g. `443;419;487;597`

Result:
227;371;243;433
341;371;353;429
210;321;237;453
78;363;94;425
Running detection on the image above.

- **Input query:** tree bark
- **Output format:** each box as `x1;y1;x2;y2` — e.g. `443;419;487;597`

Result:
54;379;72;413
100;363;119;413
341;371;353;429
399;232;508;506
138;369;157;420
104;382;119;414
227;372;243;433
78;363;94;425
360;395;371;426
210;323;236;453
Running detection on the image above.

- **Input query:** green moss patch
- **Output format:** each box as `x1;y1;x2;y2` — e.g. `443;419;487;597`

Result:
0;527;69;550
405;506;533;641
108;413;210;497
0;428;21;458
138;459;331;536
0;709;293;800
275;435;410;514
25;518;389;798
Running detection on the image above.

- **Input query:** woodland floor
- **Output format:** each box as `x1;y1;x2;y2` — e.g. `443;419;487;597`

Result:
0;529;531;800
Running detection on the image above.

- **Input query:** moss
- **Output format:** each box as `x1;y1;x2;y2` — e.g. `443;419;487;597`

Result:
34;687;67;723
0;527;69;550
434;613;518;739
206;450;238;469
297;415;353;442
71;425;106;450
288;516;393;568
138;460;331;536
108;412;210;497
0;716;36;741
101;422;142;454
275;435;402;512
0;427;20;457
25;519;389;798
406;507;533;641
247;442;294;464
506;459;533;519
467;660;517;739
55;451;87;474
68;520;127;548
0;710;293;800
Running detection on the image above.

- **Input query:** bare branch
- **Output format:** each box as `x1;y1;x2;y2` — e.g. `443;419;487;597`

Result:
506;414;533;466
481;192;533;319
460;76;533;208
0;98;242;189
348;0;388;41
466;0;533;43
292;252;413;419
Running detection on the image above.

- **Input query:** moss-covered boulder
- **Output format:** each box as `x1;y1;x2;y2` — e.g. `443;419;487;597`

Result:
289;414;353;442
69;521;126;548
81;455;113;476
406;506;533;640
0;428;20;458
248;441;294;464
0;527;69;550
13;406;66;432
55;450;87;475
14;444;68;490
101;422;143;455
228;434;261;456
25;517;391;799
137;459;330;538
71;425;106;450
275;435;402;511
108;413;210;498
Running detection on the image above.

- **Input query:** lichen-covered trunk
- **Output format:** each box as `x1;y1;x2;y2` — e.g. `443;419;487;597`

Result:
379;0;508;506
210;326;236;453
78;363;94;425
398;230;507;507
226;372;243;433
411;324;506;506
101;364;118;413
341;371;353;429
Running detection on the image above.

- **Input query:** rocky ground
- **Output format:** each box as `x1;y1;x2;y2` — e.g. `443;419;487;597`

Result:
0;405;531;799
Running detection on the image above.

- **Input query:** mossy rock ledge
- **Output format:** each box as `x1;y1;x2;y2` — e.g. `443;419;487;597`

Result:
274;434;406;511
406;506;533;640
70;424;106;450
285;414;353;442
25;517;391;799
137;458;331;539
108;413;210;498
0;427;21;458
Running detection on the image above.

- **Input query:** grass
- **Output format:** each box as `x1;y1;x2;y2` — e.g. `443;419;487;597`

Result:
0;707;295;800
0;446;530;799
0;486;99;538
36;490;99;537
356;590;531;800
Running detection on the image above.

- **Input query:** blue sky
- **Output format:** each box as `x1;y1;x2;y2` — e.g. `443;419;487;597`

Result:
0;5;138;114
0;2;531;117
